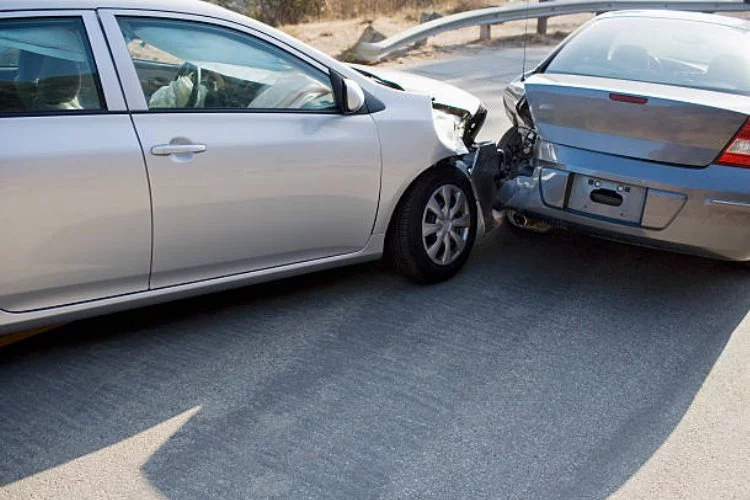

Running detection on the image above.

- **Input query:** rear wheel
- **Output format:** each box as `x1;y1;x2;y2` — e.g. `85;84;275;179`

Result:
387;168;478;283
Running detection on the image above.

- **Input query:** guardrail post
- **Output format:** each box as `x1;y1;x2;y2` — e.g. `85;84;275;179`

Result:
479;24;491;41
537;0;549;34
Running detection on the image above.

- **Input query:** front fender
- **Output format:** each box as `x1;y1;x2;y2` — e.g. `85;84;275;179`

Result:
368;86;501;239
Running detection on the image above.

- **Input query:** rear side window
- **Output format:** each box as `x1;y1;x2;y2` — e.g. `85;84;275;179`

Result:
0;17;104;114
545;17;750;95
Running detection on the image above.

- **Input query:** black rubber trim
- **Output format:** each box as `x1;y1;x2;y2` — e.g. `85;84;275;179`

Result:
0;110;126;118
127;107;340;115
365;92;386;114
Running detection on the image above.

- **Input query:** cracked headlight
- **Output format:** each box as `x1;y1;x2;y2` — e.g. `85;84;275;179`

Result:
432;108;468;155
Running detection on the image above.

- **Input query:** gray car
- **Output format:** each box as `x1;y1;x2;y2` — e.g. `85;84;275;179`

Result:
0;0;499;335
498;10;750;262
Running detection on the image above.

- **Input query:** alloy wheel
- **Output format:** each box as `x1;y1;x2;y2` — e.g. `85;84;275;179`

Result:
421;184;472;266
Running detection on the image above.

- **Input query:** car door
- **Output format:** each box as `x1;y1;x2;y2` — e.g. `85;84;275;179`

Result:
100;11;382;289
0;11;151;312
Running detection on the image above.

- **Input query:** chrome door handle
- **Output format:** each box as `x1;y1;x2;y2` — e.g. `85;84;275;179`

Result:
151;144;207;156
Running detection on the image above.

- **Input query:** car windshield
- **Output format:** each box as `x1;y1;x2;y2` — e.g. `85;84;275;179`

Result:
545;16;750;95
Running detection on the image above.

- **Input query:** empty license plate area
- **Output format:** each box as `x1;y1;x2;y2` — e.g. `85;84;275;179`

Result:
566;174;647;224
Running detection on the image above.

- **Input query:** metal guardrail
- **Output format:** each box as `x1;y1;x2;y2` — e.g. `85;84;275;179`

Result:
351;0;750;63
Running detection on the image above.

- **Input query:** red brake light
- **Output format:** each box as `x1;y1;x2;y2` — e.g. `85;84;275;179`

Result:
609;93;648;105
717;118;750;168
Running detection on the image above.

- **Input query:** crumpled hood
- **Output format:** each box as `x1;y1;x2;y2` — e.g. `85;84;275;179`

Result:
350;64;482;117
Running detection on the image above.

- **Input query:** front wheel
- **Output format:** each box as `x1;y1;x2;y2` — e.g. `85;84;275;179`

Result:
386;167;478;283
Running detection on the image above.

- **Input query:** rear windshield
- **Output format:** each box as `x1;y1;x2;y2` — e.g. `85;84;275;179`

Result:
545;16;750;95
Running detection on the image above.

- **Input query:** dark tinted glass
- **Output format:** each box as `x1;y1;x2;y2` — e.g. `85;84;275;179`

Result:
0;17;104;114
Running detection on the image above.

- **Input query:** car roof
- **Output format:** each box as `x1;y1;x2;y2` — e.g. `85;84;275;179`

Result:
0;0;231;17
597;9;750;30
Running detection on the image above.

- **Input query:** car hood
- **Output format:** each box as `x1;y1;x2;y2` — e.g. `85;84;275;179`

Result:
350;64;482;117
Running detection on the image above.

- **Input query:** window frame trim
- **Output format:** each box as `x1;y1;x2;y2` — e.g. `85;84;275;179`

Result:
0;9;127;114
98;9;341;115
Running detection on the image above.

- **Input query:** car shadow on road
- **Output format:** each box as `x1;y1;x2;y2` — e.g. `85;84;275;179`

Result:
1;226;748;499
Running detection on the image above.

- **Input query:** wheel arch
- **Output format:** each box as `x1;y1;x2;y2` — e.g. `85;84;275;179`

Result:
382;157;473;245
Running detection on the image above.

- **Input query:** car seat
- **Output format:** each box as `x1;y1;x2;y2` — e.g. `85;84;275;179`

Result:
609;44;650;78
34;56;83;111
13;50;45;110
0;81;23;113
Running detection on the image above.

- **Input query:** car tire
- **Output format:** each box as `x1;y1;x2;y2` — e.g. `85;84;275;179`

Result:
387;167;478;283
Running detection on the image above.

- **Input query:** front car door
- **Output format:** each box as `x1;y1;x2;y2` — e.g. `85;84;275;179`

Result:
100;10;382;289
0;10;151;312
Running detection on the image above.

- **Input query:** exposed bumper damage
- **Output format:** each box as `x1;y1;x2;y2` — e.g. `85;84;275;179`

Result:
493;130;750;262
350;65;504;236
461;142;504;238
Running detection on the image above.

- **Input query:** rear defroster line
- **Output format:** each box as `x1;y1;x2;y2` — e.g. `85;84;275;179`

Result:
707;198;750;210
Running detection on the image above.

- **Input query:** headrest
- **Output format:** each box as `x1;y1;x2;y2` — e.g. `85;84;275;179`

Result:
610;45;649;71
35;56;82;107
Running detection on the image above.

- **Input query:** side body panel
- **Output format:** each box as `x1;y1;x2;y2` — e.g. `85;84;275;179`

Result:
0;116;153;311
0;235;385;335
131;112;382;288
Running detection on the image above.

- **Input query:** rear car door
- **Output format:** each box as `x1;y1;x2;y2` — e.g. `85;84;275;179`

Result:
100;10;382;289
0;10;151;312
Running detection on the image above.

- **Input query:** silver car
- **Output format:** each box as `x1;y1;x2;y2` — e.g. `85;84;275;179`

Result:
0;0;499;335
498;10;750;262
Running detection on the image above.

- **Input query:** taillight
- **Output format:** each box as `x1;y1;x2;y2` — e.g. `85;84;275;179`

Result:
717;118;750;168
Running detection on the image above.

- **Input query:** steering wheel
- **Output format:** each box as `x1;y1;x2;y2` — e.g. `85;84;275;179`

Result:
174;61;202;108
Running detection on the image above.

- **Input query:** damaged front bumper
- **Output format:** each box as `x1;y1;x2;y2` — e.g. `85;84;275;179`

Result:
456;141;504;238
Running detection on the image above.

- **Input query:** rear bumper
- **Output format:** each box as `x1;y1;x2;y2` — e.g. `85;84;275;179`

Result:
499;143;750;261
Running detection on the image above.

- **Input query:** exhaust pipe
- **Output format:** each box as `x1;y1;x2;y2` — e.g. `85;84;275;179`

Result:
509;210;528;228
506;209;553;233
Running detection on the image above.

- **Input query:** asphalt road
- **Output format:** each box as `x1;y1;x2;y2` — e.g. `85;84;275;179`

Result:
1;48;749;500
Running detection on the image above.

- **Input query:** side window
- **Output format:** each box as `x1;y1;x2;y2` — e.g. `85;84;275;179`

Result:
0;17;104;114
116;17;337;112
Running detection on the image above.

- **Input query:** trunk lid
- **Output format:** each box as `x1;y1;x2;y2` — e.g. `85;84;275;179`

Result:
524;74;750;167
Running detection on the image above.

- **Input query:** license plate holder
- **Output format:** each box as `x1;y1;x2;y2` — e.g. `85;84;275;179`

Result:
566;175;646;224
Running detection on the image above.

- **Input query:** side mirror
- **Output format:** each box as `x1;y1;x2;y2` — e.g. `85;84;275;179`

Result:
344;79;366;114
331;71;366;114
